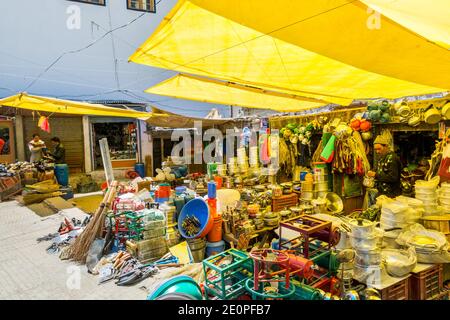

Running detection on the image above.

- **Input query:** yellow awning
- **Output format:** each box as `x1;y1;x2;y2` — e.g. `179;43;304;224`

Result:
145;74;329;112
362;0;450;49
0;93;153;119
130;0;448;104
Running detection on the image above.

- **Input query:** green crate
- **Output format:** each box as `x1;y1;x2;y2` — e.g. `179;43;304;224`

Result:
203;249;253;300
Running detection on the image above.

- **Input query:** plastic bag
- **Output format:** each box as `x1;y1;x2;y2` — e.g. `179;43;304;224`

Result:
86;238;106;274
396;224;447;249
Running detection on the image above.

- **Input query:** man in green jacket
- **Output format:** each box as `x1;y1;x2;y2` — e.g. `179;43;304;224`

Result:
367;135;402;196
48;137;66;164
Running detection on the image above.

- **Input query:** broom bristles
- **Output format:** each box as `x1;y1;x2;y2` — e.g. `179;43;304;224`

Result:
68;182;117;263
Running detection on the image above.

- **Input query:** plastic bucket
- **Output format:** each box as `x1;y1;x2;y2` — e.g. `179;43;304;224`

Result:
134;163;145;178
205;240;225;257
207;215;223;242
214;176;223;189
158;183;171;198
178;198;213;239
147;275;203;300
54;164;69;186
187;238;206;262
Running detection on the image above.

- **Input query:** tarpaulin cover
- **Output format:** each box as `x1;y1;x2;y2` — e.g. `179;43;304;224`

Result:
147;106;233;128
130;0;449;109
362;0;450;49
0;93;153;119
145;74;328;112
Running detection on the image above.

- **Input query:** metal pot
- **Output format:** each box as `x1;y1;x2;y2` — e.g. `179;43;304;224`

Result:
289;206;303;216
314;181;328;191
348;218;376;237
280;209;291;217
301;181;314;192
381;248;417;277
441;101;450;119
408;113;421;127
350;228;384;250
301;191;315;200
424;105;441;124
394;100;411;117
355;248;382;266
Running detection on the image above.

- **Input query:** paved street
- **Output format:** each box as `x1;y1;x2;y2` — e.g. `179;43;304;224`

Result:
0;201;152;300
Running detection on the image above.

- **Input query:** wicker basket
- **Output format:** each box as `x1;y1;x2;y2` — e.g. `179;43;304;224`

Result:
409;264;443;300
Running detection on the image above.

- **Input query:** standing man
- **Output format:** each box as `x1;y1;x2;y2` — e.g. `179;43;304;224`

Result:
367;135;402;196
28;133;46;162
47;137;66;164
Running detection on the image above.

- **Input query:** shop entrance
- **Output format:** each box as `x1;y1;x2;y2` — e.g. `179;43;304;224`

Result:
92;121;138;169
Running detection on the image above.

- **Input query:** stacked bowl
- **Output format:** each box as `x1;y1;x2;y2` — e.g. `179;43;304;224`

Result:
438;182;450;214
380;200;422;231
415;179;439;216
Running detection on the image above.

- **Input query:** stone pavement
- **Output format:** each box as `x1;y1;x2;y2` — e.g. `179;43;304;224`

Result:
0;201;150;300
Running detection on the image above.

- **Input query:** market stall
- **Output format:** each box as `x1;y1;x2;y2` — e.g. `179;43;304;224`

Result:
8;0;450;302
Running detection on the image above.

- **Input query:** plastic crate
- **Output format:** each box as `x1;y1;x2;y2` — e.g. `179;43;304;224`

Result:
272;193;298;212
409;264;443;300
379;277;409;300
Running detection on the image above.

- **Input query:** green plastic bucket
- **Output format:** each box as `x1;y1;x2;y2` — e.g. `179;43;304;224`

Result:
147;275;203;300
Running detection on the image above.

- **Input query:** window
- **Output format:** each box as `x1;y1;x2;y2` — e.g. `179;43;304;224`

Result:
127;0;156;13
67;0;106;6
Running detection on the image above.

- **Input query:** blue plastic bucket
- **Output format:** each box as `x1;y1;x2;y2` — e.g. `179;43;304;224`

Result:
205;240;225;257
178;198;212;239
207;181;217;199
147;275;203;300
175;186;187;195
134;163;145;178
54;164;69;186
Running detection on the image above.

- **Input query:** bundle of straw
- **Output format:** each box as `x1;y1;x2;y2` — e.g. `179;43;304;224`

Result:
67;181;118;263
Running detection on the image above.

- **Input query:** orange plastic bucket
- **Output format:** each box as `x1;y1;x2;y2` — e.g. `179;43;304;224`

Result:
207;215;223;242
214;176;223;189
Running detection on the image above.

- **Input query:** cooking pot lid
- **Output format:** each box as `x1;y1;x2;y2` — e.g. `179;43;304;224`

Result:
349;218;374;228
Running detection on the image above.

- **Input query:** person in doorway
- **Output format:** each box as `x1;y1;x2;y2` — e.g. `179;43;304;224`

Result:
28;133;46;162
367;135;402;196
46;137;66;164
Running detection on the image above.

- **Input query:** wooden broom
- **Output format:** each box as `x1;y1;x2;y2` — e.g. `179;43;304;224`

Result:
68;181;118;263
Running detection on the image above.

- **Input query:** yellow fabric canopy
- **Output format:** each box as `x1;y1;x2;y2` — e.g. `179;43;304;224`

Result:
147;106;233;128
362;0;450;49
0;93;153;119
145;74;328;112
130;0;448;105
